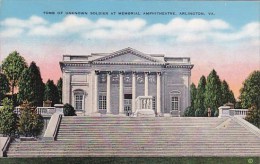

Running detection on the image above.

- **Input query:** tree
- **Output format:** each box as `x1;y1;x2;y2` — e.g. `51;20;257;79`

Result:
184;83;196;116
0;73;10;104
63;103;76;116
194;76;206;116
57;78;63;104
1;51;27;103
0;98;18;136
245;105;260;128
221;80;236;105
204;69;222;117
18;62;45;107
239;71;260;127
18;101;44;137
44;79;59;106
239;71;260;109
195;108;204;117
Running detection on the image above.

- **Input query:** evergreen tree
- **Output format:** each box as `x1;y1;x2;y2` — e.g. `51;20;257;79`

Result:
57;78;63;104
221;80;236;105
194;76;206;116
245;105;260;128
239;71;260;127
18;62;45;107
184;83;196;116
1;51;27;104
44;79;59;106
0;98;18;137
204;69;222;117
0;73;10;104
239;71;260;109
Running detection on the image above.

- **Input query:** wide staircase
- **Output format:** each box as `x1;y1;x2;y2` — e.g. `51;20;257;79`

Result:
7;117;260;157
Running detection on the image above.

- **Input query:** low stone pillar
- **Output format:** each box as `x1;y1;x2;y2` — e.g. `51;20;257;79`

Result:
54;104;64;115
218;106;231;118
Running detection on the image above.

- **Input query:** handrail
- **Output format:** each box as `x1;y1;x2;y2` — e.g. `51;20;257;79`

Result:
0;137;10;157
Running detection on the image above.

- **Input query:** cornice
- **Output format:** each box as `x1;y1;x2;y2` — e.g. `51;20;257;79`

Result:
92;61;164;66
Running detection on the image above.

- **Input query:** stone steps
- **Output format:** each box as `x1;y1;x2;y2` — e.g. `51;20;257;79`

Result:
6;117;260;157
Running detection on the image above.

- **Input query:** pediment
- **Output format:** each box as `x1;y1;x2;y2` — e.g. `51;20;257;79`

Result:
92;47;160;63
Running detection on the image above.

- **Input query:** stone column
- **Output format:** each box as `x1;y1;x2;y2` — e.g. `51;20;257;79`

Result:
144;72;149;96
132;72;136;113
93;70;99;113
106;71;111;114
157;72;161;115
119;71;124;114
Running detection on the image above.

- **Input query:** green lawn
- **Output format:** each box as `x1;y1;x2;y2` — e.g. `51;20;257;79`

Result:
0;157;259;164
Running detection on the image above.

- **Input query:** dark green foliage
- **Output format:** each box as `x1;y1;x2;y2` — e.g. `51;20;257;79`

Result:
190;83;197;108
245;105;260;128
204;69;223;117
195;108;204;117
239;71;260;109
184;106;195;117
0;73;10;104
221;80;236;105
0;98;17;136
18;101;44;137
240;71;260;127
44;79;59;106
57;78;63;104
184;83;196;116
1;51;27;104
63;103;76;116
18;62;45;107
194;76;206;116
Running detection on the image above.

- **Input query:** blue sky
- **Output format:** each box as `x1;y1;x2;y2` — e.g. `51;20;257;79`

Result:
0;0;259;27
0;0;259;98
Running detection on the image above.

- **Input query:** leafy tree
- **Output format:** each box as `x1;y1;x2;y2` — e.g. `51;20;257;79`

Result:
63;103;76;116
0;98;18;136
0;73;10;104
245;105;260;128
239;71;260;109
18;101;44;137
221;80;236;105
44;79;59;106
57;78;63;104
194;76;206;116
1;51;27;103
204;69;222;117
18;62;45;107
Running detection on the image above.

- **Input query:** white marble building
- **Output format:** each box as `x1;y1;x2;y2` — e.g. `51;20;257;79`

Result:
60;47;193;116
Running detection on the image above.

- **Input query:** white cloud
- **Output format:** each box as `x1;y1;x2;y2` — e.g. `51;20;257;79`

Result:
0;15;259;44
1;15;48;28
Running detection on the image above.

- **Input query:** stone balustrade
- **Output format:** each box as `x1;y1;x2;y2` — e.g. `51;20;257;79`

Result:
218;106;248;118
14;106;63;117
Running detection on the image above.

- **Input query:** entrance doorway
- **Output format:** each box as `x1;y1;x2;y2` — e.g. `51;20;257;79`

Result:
124;94;132;116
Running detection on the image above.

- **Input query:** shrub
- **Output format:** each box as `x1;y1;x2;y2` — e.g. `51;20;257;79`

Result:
0;98;17;137
63;103;76;116
18;101;44;137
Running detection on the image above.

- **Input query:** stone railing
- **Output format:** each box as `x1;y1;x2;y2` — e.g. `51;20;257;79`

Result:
135;96;153;111
134;96;155;117
14;105;63;117
230;109;248;118
218;106;248;118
